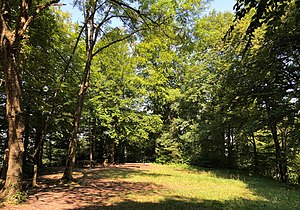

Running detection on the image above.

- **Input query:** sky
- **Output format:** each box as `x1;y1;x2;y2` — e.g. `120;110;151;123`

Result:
60;0;236;23
209;0;236;13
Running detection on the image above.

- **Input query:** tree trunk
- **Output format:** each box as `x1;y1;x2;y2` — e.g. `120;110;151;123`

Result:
32;135;44;187
270;122;286;182
250;133;259;173
109;139;115;164
227;126;232;165
1;147;9;180
0;0;60;197
92;120;96;164
32;125;42;187
220;129;226;162
62;1;96;180
22;107;30;175
280;133;288;182
1;43;25;196
62;58;91;180
89;119;94;168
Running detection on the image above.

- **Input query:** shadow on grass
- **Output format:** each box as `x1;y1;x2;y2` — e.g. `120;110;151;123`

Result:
4;164;299;210
89;166;171;180
10;164;167;209
67;196;290;210
183;165;300;210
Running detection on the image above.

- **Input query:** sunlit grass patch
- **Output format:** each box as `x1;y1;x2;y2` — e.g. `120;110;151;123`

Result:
93;163;300;210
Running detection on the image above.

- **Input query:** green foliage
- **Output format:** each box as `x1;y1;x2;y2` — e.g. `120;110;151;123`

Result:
1;0;299;193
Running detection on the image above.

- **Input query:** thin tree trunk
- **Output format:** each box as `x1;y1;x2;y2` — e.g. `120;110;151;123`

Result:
109;139;115;164
227;126;232;165
89;119;94;168
280;132;288;182
32;125;42;187
270;122;286;182
32;137;44;187
32;162;38;187
92;120;96;164
39;140;44;168
22;107;30;175
220;129;226;162
62;0;96;180
62;58;91;180
1;147;9;180
250;133;258;173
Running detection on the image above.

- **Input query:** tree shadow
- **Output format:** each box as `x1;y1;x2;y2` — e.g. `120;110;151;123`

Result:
67;196;286;210
88;165;171;180
2;164;299;209
24;175;164;209
10;164;167;209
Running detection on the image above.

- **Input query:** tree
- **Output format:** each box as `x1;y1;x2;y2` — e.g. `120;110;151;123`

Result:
221;0;300;181
62;0;162;180
0;0;60;197
21;8;81;186
231;0;293;50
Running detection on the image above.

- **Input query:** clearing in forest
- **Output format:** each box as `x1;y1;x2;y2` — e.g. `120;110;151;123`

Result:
1;163;299;210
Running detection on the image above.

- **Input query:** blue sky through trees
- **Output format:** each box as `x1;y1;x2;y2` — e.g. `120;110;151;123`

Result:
60;0;236;23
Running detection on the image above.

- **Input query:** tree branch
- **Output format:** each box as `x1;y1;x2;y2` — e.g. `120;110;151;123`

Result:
18;0;60;38
92;28;145;57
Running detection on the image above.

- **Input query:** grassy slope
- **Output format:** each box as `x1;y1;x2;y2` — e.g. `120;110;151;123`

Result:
94;164;300;210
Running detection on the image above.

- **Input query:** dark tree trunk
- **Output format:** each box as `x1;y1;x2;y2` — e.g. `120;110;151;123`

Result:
220;129;226;163
92;120;96;163
250;133;259;173
22;106;30;175
1;145;9;180
270;122;287;182
108;139;115;164
119;140;126;164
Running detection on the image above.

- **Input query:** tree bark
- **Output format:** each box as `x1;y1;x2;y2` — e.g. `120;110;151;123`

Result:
62;58;91;180
32;124;42;187
2;43;25;195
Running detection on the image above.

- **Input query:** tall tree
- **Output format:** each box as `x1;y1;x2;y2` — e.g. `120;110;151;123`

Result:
0;0;59;197
62;0;161;180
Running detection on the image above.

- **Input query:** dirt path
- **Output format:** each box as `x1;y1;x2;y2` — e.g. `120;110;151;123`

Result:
1;163;158;210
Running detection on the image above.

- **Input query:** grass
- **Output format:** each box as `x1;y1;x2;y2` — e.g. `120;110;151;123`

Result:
82;163;300;210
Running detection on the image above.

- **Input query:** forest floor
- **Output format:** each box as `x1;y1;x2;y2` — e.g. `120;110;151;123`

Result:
0;163;299;210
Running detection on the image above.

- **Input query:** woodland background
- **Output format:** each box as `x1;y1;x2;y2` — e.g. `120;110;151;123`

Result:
0;0;299;198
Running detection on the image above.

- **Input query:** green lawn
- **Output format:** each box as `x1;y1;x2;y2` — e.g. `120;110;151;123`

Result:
88;163;300;210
